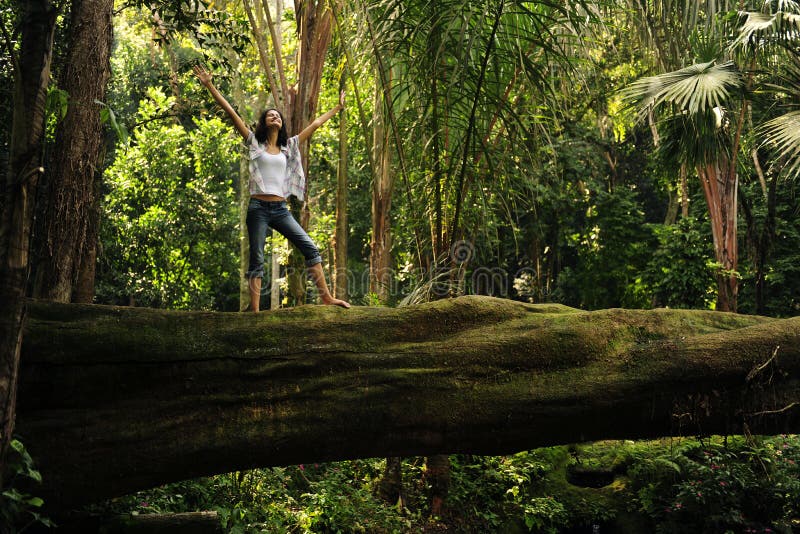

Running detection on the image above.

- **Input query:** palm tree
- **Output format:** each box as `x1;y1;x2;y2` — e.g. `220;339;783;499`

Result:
622;0;800;312
620;0;741;219
735;1;800;312
622;58;744;311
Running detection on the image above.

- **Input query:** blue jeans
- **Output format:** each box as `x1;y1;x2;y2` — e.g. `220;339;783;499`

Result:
245;199;322;279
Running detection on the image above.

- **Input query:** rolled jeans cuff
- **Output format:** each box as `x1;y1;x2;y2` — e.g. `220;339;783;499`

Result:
245;269;265;279
304;255;322;267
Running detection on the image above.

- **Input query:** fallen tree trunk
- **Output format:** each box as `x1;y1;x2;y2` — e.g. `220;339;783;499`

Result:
15;296;800;509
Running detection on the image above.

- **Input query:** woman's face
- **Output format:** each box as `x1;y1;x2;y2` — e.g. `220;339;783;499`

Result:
265;110;282;128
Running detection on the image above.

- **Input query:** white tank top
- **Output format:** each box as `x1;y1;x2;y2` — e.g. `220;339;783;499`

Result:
252;150;287;197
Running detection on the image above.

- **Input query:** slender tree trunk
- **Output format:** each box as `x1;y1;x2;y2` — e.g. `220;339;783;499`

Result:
286;0;334;305
0;0;57;481
229;68;252;311
647;104;661;147
663;188;679;225
429;38;444;262
757;174;778;314
752;148;768;199
378;456;404;505
697;162;738;312
270;239;281;309
238;158;250;311
262;0;289;110
32;0;113;303
426;454;450;516
333;78;348;300
740;172;778;316
243;0;281;104
369;84;394;303
680;163;689;218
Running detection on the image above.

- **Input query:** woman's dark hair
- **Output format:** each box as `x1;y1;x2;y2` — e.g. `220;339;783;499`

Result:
254;108;288;146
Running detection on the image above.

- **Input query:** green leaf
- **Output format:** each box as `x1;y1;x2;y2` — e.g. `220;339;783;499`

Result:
26;497;44;508
2;489;24;502
27;468;42;483
96;99;130;145
10;439;24;454
46;87;69;121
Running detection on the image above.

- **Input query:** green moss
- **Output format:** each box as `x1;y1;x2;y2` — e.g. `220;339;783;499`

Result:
527;447;623;529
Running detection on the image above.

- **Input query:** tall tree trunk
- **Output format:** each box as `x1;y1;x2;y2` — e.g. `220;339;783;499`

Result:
369;84;394;303
333;77;348;300
425;454;450;516
32;0;114;303
697;162;738;312
238;158;251;311
286;0;334;305
72;193;100;303
429;37;444;262
378;456;404;505
0;0;57;481
757;174;778;314
663;188;679;225
229;66;253;312
290;0;333;144
243;0;281;106
680;163;689;218
270;239;281;309
740;172;778;316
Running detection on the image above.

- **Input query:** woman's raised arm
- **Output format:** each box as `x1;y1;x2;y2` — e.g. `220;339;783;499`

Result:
296;91;345;143
193;64;250;140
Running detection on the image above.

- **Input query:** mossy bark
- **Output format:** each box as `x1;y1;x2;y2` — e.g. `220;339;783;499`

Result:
0;0;57;484
16;296;800;509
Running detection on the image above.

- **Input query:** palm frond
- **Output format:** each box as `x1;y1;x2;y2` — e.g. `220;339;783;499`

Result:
760;111;800;177
620;60;742;116
771;0;800;14
731;4;800;52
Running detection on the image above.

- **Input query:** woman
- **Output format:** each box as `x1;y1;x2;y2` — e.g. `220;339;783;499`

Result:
194;64;350;311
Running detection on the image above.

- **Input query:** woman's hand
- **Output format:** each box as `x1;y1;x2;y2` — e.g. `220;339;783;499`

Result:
298;91;346;143
192;63;250;139
193;64;213;87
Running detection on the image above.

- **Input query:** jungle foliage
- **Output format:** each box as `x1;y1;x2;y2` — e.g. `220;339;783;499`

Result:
2;0;800;531
78;0;800;314
88;435;800;533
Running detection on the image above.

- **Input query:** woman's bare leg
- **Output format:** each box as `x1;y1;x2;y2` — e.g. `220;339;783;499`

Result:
249;277;262;312
308;263;350;308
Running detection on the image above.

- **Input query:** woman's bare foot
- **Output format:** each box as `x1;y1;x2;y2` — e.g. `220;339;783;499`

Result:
308;264;351;308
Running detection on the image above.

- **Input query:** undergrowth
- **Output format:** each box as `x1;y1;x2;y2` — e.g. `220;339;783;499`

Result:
86;435;800;533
